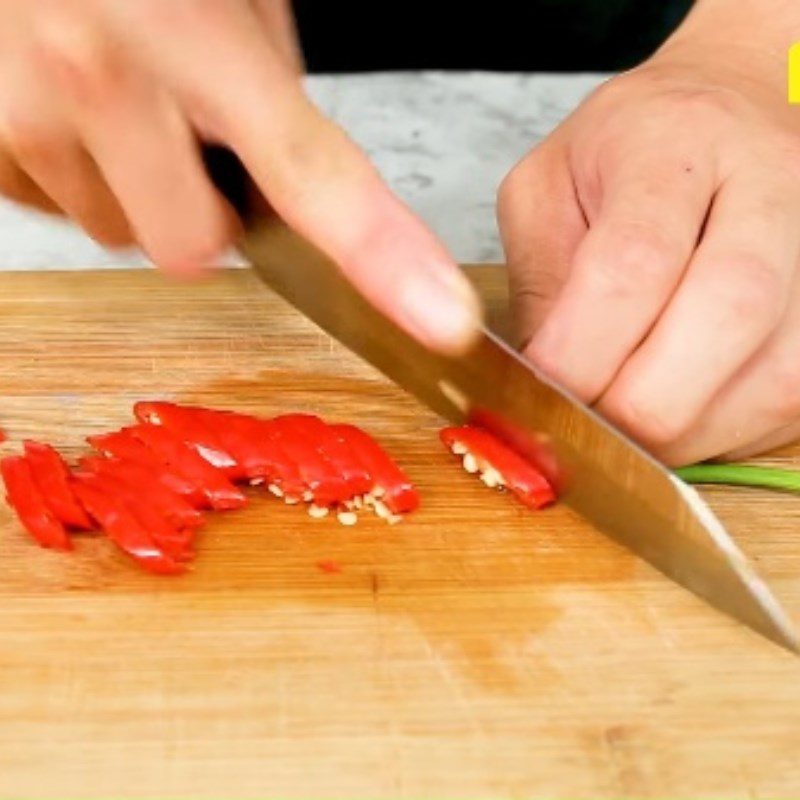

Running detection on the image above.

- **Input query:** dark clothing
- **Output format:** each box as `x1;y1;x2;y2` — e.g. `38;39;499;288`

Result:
293;1;694;74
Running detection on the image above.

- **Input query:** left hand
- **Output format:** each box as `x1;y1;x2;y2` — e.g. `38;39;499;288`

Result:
498;42;800;466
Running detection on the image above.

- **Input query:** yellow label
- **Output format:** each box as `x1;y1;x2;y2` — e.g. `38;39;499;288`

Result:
790;42;800;104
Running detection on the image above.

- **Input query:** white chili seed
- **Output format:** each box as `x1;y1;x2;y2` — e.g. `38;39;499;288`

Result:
250;478;265;487
268;484;283;498
451;442;467;455
302;490;314;503
387;514;403;525
373;500;391;520
480;467;503;488
337;511;358;526
462;453;479;473
284;496;299;505
308;505;329;519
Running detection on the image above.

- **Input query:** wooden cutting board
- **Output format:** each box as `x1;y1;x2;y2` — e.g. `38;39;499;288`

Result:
2;267;800;799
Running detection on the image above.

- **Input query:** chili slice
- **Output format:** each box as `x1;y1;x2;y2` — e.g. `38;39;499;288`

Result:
271;415;351;506
191;408;306;497
72;473;185;575
88;429;208;508
331;424;420;514
79;455;205;531
23;441;93;530
130;424;246;511
278;414;372;500
80;470;194;563
440;425;555;510
133;401;243;479
1;455;72;550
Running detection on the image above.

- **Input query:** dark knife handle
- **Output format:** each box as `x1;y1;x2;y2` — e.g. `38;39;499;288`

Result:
200;144;261;225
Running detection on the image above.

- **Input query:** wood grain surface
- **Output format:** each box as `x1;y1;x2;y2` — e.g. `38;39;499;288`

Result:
1;267;800;799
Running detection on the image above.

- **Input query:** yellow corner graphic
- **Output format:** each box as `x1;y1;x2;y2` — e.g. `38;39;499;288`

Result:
790;42;800;104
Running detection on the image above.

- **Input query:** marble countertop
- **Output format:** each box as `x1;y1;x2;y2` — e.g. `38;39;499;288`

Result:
0;72;605;270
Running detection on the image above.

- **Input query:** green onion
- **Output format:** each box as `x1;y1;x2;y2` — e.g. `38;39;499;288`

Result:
675;464;800;495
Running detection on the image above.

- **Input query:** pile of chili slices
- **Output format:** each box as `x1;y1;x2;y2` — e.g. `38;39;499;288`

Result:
1;403;557;576
0;402;420;575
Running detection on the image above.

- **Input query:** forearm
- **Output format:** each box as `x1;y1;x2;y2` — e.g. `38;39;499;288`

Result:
657;0;800;100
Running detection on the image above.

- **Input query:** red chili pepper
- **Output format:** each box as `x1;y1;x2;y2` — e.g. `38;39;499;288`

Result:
72;473;185;575
22;441;93;530
439;425;556;510
279;414;372;500
271;415;352;506
130;424;246;511
133;401;244;479
331;424;420;514
78;470;194;563
192;408;306;497
79;455;205;531
1;455;72;550
88;429;208;508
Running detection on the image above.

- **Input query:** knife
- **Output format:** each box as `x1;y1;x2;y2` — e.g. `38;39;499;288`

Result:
203;145;800;653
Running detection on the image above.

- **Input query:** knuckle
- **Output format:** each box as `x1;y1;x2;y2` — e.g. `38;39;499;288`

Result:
767;357;800;422
2;115;58;167
610;389;688;446
31;17;120;106
589;222;677;295
510;263;564;311
715;253;785;323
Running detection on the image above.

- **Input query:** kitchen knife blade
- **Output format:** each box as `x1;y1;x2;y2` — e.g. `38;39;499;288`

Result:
200;144;798;653
237;218;799;653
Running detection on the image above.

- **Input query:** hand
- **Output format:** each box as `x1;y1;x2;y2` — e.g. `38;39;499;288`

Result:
0;0;479;353
498;42;800;465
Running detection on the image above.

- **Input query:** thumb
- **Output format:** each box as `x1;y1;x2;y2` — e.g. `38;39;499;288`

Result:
497;142;586;350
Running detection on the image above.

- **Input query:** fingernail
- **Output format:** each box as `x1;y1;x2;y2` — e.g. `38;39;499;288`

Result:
399;265;482;353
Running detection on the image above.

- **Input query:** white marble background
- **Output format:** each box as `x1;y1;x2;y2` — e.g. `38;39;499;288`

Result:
0;72;605;270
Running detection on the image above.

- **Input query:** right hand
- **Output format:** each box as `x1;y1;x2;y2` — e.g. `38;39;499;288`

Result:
0;0;479;353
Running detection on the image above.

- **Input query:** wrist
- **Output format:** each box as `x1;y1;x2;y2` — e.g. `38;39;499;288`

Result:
644;0;800;122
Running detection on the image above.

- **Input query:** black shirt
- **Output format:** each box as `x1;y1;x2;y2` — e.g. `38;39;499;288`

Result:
293;1;694;74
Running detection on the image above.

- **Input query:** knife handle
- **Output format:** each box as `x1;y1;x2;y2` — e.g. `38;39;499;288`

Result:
201;143;261;225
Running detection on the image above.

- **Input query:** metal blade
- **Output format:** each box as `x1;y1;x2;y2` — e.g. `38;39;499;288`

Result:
240;218;799;653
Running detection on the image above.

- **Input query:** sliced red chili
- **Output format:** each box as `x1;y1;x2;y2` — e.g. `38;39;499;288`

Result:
79;470;194;563
1;455;72;550
72;473;185;575
331;424;420;514
271;415;351;506
278;414;372;500
79;455;205;531
130;423;246;511
440;425;556;510
133;401;243;479
88;429;208;508
190;408;306;497
23;441;93;530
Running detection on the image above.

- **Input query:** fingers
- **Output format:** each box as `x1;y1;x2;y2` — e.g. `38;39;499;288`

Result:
656;277;800;465
251;0;304;74
600;169;800;453
498;141;587;349
32;5;236;275
124;0;480;352
524;149;713;401
0;144;58;213
1;85;132;246
723;422;800;462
